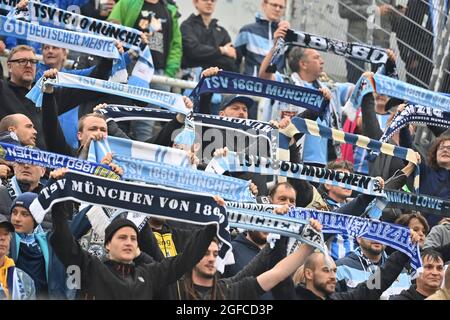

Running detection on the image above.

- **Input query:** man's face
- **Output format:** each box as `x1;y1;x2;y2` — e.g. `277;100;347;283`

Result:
194;0;216;15
262;0;285;22
436;140;450;168
13;162;45;187
0;227;11;259
193;241;218;279
77;116;108;146
106;227;138;264
219;102;248;119
8;50;37;87
10;115;37;146
271;184;296;206
42;45;67;69
301;49;324;80
357;237;385;256
417;255;444;293
11;206;35;234
325;169;353;202
307;255;337;296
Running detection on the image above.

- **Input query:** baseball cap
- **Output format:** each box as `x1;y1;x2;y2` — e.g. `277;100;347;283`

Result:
0;215;14;233
219;94;255;111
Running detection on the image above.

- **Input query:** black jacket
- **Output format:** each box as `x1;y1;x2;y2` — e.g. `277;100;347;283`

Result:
292;251;410;300
0;80;46;149
50;202;217;300
176;236;291;300
390;285;426;300
180;14;236;71
361;94;405;180
0;58;112;151
176;275;265;300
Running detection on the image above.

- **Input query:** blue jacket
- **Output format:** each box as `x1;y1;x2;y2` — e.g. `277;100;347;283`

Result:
10;230;69;299
234;12;280;76
335;248;411;299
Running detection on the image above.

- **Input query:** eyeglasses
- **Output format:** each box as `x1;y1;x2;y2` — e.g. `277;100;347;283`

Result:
265;2;285;10
438;145;450;151
8;58;39;66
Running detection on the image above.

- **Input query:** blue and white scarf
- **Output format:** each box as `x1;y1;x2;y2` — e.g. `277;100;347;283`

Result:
207;151;385;196
5;0;143;50
0;15;120;59
288;207;422;270
26;72;189;114
28;170;234;272
380;104;450;143
190;71;328;113
224;202;327;255
88;140;256;203
345;73;450;121
278;117;420;191
128;45;155;88
0;141;119;179
88;135;191;168
284;28;389;64
96;105;278;158
383;189;450;217
268;29;390;74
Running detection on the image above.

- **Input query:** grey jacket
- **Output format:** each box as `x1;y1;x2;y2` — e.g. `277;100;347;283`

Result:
0;185;13;217
424;222;450;249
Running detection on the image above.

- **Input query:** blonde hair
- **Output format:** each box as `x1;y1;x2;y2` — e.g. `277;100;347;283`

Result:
8;45;36;61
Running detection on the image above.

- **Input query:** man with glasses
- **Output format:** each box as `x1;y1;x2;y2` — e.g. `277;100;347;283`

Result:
0;45;46;149
234;0;289;119
0;42;122;150
235;0;287;76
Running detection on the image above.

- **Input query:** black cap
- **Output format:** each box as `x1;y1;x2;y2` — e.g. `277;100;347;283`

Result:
219;94;255;111
104;218;139;245
0;214;14;233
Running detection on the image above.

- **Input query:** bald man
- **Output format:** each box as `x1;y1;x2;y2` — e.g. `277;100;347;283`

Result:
0;114;37;147
293;248;415;300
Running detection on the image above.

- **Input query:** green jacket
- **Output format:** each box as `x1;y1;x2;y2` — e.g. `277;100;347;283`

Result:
108;0;182;77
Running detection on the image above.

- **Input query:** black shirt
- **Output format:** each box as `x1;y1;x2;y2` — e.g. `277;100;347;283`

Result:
133;1;171;70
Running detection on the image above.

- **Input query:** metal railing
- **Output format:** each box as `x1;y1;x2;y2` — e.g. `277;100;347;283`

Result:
289;0;450;92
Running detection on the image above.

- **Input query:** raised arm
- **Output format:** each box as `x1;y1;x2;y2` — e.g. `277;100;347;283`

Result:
255;220;321;292
258;21;290;81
